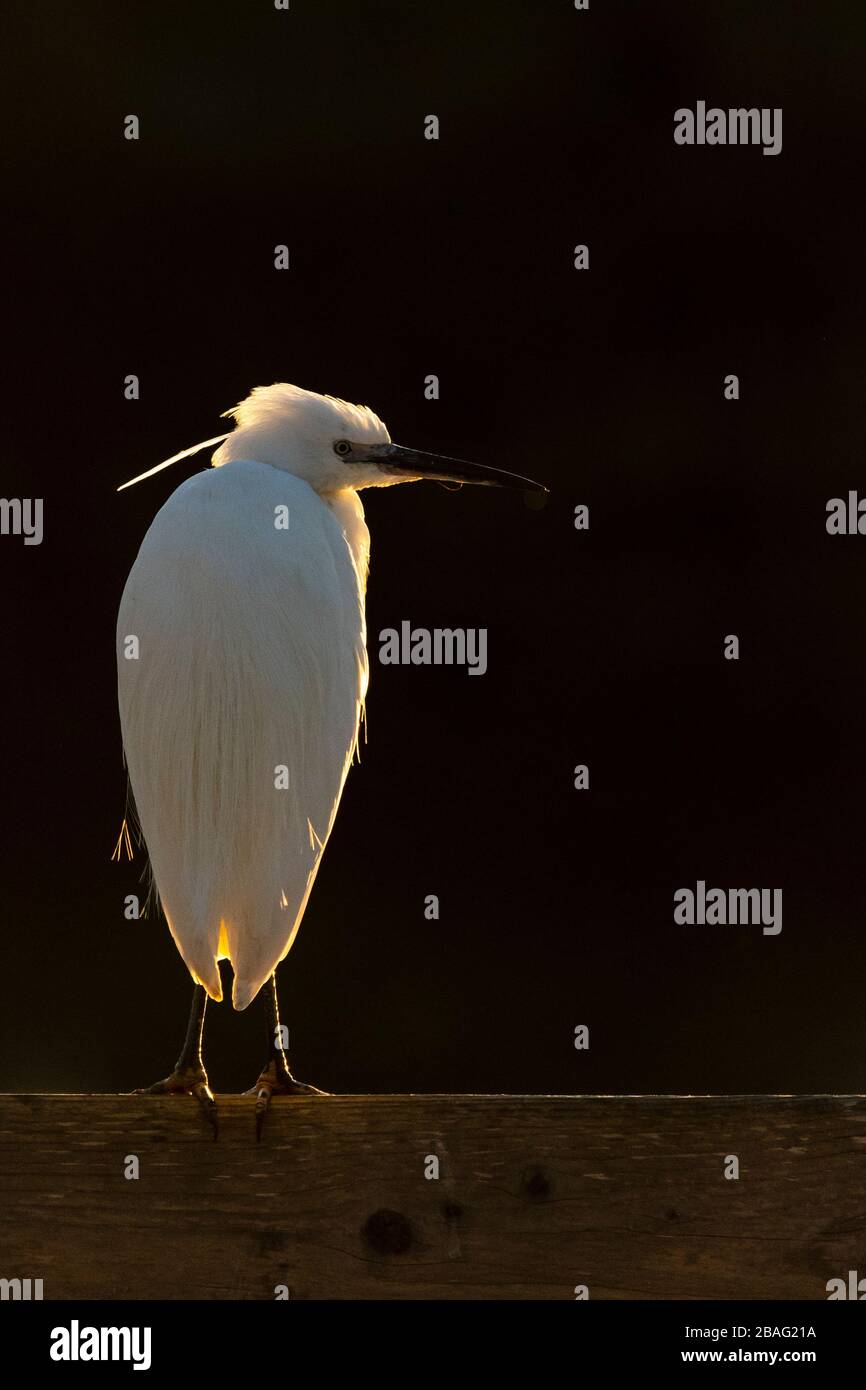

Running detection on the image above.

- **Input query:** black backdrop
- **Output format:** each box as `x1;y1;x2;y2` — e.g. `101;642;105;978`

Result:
2;1;864;1096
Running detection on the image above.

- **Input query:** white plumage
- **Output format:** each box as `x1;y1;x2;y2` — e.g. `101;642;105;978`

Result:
117;382;543;1021
118;386;379;1009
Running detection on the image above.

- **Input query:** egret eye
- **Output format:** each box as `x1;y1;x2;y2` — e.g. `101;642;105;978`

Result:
333;440;352;457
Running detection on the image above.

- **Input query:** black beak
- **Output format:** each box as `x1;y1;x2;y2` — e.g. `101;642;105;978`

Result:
366;442;548;493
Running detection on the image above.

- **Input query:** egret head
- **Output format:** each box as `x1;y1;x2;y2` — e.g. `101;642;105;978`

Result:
212;383;547;496
119;382;548;495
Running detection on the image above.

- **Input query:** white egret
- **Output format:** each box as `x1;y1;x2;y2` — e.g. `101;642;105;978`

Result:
117;383;546;1136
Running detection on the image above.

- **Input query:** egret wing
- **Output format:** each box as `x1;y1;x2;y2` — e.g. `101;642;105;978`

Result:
117;461;368;1009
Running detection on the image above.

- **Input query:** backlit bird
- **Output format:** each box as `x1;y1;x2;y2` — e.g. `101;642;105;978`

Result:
116;383;546;1135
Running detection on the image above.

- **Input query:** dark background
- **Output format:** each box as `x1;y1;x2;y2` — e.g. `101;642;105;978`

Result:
2;1;864;1096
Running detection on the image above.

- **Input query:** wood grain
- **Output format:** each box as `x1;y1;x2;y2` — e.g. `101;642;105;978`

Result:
1;1094;864;1300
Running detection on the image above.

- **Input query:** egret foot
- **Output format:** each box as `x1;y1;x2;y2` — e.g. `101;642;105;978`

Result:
247;972;329;1138
132;981;218;1138
133;1063;219;1138
244;1059;329;1140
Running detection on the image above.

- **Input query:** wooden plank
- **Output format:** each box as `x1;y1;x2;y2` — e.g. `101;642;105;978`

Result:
0;1095;864;1300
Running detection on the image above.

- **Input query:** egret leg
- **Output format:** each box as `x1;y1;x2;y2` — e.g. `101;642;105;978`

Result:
244;973;328;1140
133;982;219;1139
